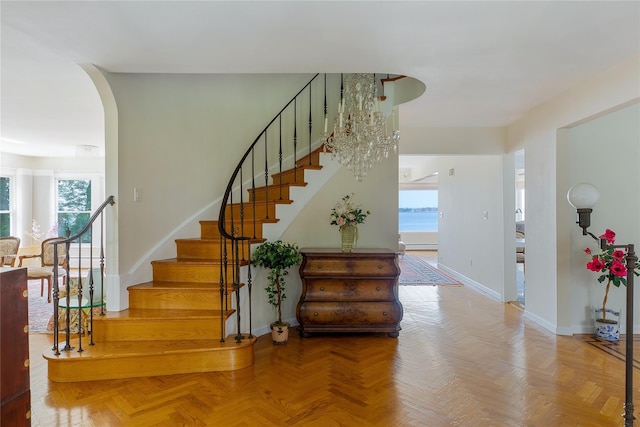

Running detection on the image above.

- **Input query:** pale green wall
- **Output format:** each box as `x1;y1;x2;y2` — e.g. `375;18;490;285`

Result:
568;103;640;333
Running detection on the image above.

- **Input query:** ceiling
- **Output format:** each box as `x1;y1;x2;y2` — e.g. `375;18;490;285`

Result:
1;1;639;158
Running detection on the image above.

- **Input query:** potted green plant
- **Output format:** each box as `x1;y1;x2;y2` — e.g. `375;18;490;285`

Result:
252;240;302;344
584;228;640;340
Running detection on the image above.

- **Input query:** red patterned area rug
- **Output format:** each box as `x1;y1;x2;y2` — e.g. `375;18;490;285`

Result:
28;279;53;334
398;254;462;286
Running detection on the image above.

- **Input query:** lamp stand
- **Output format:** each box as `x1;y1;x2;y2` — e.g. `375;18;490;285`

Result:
586;236;635;426
621;244;636;426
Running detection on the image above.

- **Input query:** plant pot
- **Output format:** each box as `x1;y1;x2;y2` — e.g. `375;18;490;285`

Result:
340;224;358;252
271;322;290;345
593;307;621;341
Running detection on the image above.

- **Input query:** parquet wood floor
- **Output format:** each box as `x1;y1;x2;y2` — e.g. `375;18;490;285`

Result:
28;251;638;426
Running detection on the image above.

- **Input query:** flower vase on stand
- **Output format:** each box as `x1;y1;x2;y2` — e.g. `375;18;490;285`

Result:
340;225;358;252
593;306;621;341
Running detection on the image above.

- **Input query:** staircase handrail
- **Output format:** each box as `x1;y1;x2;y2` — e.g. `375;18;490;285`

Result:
217;74;320;240
51;195;116;355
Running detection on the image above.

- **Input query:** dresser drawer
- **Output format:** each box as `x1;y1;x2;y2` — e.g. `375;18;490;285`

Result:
298;301;401;325
302;257;398;277
303;279;395;301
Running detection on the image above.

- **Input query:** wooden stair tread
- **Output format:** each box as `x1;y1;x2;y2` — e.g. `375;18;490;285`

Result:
98;308;234;320
227;199;293;206
255;181;307;189
127;280;240;291
44;336;256;360
150;258;250;266
175;237;264;244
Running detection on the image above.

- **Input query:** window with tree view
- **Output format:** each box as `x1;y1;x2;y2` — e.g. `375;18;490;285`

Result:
0;177;10;237
58;179;92;243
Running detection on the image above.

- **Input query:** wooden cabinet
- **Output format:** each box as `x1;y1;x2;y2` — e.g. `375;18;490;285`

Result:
1;267;31;426
296;248;402;337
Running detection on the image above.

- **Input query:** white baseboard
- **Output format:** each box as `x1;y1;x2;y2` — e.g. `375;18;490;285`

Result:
406;244;438;250
437;264;502;302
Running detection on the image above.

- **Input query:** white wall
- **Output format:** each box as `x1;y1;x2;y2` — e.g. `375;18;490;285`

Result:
507;55;639;334
400;127;506;155
567;103;640;333
437;155;505;300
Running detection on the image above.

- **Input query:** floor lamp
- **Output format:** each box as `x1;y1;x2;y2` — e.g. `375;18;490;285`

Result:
567;183;637;427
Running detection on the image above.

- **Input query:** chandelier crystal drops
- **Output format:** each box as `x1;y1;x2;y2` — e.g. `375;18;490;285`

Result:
324;73;400;182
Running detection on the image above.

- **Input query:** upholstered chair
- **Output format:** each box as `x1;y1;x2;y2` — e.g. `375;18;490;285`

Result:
0;236;20;266
19;237;67;303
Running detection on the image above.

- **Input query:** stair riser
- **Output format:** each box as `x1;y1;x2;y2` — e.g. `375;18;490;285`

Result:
129;288;231;310
200;220;265;240
271;168;307;185
92;318;223;342
296;149;322;166
47;345;255;382
176;240;252;261
225;203;276;221
152;263;233;283
250;186;291;202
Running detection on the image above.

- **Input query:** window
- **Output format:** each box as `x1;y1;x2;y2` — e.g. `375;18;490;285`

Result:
0;177;10;237
399;189;438;232
57;179;92;243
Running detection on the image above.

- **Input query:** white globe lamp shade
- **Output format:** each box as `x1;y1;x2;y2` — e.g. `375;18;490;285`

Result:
567;183;599;209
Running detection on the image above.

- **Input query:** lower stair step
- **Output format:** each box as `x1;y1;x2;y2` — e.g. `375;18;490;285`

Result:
92;308;234;341
127;281;236;310
44;335;257;382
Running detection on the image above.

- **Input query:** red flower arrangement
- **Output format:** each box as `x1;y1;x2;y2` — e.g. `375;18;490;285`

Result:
584;229;640;321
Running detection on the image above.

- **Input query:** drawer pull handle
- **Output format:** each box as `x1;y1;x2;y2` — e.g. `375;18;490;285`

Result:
376;286;381;291
317;264;323;269
320;287;325;291
24;325;29;334
377;265;383;269
313;312;318;316
383;312;388;316
22;290;28;298
24;359;30;368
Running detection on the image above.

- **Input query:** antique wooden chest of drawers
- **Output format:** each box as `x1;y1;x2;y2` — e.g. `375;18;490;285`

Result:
296;248;402;337
1;267;31;426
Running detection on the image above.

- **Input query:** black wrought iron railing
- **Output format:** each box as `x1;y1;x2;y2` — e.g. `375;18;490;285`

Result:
51;195;116;354
217;73;344;343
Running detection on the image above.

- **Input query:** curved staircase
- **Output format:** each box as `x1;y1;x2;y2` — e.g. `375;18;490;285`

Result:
44;146;327;382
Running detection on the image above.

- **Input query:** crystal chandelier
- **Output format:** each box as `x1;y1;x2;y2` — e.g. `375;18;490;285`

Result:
324;73;400;181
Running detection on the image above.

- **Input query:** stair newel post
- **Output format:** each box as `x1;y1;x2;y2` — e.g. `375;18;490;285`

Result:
323;73;327;147
219;235;225;342
278;114;283;200
88;226;95;345
239;168;245;261
99;213;106;317
247;261;253;338
75;237;85;352
263;132;270;219
293;98;298;183
251;148;257;239
233;237;243;343
52;243;61;354
308;82;312;165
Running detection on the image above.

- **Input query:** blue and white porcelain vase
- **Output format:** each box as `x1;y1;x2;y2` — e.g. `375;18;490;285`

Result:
593;307;621;341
